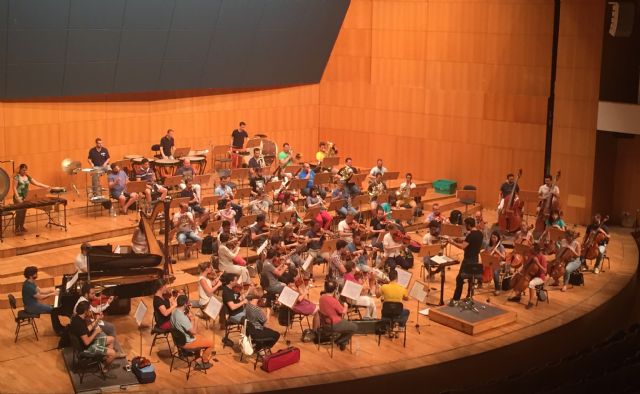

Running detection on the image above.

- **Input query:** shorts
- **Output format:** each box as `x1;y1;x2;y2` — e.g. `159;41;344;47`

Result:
86;332;108;356
110;190;130;200
528;277;544;289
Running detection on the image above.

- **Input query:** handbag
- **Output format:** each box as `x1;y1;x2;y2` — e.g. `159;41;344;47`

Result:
239;320;254;356
261;347;301;372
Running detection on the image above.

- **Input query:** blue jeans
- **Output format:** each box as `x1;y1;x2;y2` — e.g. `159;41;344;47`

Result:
25;302;64;334
177;231;201;244
492;267;501;291
338;206;358;217
564;257;582;284
345;184;360;196
228;310;246;324
594;245;606;269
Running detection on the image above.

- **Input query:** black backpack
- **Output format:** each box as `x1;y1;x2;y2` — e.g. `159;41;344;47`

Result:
278;307;291;327
201;235;214;254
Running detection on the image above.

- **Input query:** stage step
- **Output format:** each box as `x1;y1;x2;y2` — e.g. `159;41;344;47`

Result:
0;272;54;295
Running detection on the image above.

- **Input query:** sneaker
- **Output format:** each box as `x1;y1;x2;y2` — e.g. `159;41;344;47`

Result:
525;302;534;310
507;296;521;303
593;267;600;274
447;299;458;307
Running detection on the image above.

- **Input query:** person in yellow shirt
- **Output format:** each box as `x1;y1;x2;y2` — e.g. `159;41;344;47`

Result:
315;142;327;168
376;269;410;325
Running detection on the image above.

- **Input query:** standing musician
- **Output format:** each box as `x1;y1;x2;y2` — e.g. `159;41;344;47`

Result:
214;176;243;221
448;217;484;306
368;159;387;183
537;174;560;212
12;163;50;235
135;158;168;203
160;128;175;159
179;179;210;229
176;158;201;201
582;213;610;274
558;230;582;292
367;172;388;210
337;157;360;196
497;173;520;213
171;294;215;371
247;147;265;174
88;137;110;194
396;172;417;209
108;163;139;214
507;244;547;309
231;121;249;150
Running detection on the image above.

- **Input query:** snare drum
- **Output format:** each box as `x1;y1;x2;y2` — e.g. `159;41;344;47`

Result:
154;158;180;181
183;156;206;175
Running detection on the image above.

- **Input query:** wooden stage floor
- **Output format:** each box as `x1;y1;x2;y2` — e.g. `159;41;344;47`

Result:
0;212;637;393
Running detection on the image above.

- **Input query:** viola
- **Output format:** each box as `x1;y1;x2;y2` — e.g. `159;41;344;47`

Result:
498;169;524;233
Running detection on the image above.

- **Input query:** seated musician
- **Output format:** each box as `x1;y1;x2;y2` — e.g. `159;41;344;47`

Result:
245;287;281;348
276;142;296;175
22;266;64;335
338;213;359;243
108;163;139;214
172;202;202;256
195;262;222;309
153;279;177;330
298;162;316;196
218;233;251;284
249;214;270;248
376;268;410;326
559;230;582;292
343;260;377;319
328;240;349;285
537;174;559;213
88;137;110;194
75;242;91;273
331;181;358;217
261;249;288;294
396;172;417;209
135;158;167;203
368;159;387;183
498;173;520;212
214;176;243;221
546;209;566;231
484;232;506;296
248;191;271;216
160;129;175;159
281;192;299;215
347;233;371;275
427;203;448;224
247;147;264;174
180;179;210;229
422;220;442;275
71;301;117;374
73;283;123;355
176;158;201;200
170;294;214;371
507;243;547;309
249;167;271;200
231;121;249;150
220;273;247;324
582;214;610;274
367;172;387;210
474;211;490;247
217;200;239;234
12;163;50;235
305;221;329;270
131;220;149;254
319;280;357;351
303;188;329;229
383;224;405;270
337;157;360;196
284;269;320;329
447;218;484;307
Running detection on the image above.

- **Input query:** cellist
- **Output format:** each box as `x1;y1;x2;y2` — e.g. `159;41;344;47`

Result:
507;243;547;310
558;230;581;292
581;214;610;274
497;173;520;213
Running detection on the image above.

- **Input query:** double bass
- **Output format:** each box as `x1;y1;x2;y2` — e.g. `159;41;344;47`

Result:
535;170;561;236
498;169;524;233
581;215;610;260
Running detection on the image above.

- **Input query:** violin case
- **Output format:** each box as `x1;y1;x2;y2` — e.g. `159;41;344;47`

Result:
261;347;300;372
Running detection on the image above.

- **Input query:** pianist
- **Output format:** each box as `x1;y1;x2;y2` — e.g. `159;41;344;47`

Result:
73;283;123;356
75;243;91;273
22;266;64;335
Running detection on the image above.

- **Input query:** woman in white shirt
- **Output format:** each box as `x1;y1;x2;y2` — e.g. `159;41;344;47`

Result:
218;233;251;284
196;262;222;308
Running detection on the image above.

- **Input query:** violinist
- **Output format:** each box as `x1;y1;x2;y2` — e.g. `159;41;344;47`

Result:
507;244;547;309
559;230;581;292
249;214;270;248
286;268;320;329
153;279;177;330
171;294;214;371
370;206;389;238
537;174;560;212
196;262;222;308
220;273;247;325
306;187;332;229
71;301;117;375
343;261;377;319
214;176;243;222
218;200;238;234
582;214;610;274
427;203;448;224
305;221;329;277
245;287;281;347
484;232;506;296
448;217;484;307
328;240;349;285
498;173;520;212
73;283;123;356
338;213;358;243
422;220;443;276
383;223;406;270
368;172;388;210
347;233;371;275
218;233;251;284
262;249;288;294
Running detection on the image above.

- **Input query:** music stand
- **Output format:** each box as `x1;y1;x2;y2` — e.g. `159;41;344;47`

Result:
320;238;338;254
304;207;321;222
418;244;444;304
548;227;565;243
235;187;252;203
382;171;399;181
458;263;485;313
194;174;212;188
518;190;539;220
480;251;501;291
321;156;340;168
265;181;282;193
350;173;368;186
314;172;333;185
173;147;191;159
200;195;220;211
163;175;183;188
284;165;302;175
351;194;370;211
409;281;429;334
377;192;390;204
327;198;346;213
514;243;532;257
276;210;295;226
288;178;308;192
230;168;250;187
237;214;258;229
441;223;464;256
391;208;413;223
169;197;190;209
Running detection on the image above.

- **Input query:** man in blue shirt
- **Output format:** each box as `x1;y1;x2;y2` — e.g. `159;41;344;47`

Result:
170;295;214;370
87;137;110;194
22;266;64;335
108;164;139;214
298;162;316;196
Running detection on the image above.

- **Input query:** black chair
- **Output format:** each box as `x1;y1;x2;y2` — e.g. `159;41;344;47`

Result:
280;306;310;338
240;320;276;370
69;334;106;383
259;273;279;309
149;316;172;355
316;312;352;358
378;301;407;347
222;306;243;348
459;185;477;215
151;144;162;159
8;294;39;342
169;328;206;380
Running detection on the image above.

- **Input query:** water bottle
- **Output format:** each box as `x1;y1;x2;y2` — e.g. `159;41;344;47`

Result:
109;205;117;217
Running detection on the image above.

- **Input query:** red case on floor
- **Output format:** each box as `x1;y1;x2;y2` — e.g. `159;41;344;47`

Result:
261;347;300;372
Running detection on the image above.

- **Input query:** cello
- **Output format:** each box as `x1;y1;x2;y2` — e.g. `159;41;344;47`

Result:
535;170;561;237
547;230;579;286
510;254;540;294
498;169;524;233
581;215;610;260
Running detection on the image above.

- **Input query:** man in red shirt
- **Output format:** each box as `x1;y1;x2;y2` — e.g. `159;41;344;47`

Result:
319;281;357;351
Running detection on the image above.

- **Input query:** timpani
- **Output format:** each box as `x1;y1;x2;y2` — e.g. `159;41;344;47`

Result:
183;156;206;175
154;158;180;181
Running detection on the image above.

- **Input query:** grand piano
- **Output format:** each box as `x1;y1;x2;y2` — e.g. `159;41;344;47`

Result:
56;217;165;316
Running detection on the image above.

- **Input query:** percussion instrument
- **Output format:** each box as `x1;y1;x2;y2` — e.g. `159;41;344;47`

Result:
49;186;67;195
0;197;68;241
124;154;143;160
188;149;209;157
81;167;105;174
183;156;206;175
154;158;180;181
61;159;82;175
0;167;9;201
245;136;278;167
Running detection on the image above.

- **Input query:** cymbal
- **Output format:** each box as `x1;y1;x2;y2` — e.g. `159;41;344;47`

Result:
61;158;82;175
0;167;9;201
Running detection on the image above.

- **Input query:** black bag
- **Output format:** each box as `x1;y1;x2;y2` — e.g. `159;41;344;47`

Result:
536;288;548;302
201;235;214;254
353;319;384;335
278;307;291;327
569;271;584;286
301;328;317;343
449;210;463;225
501;275;512;291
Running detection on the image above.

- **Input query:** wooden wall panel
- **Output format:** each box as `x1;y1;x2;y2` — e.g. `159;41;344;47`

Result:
612;136;640;223
319;0;603;224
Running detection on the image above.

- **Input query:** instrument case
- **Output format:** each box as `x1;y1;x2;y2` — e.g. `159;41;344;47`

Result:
132;363;156;384
261;347;300;372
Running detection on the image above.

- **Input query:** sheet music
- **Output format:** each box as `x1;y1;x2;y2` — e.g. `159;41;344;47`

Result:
114;245;121;254
396;268;412;288
277;286;299;309
419;308;430;316
256;239;269;256
134;301;147;327
66;271;79;290
204;297;223;320
409;281;427;303
302;254;314;271
431;255;454;265
340;280;363;301
54;294;59;308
